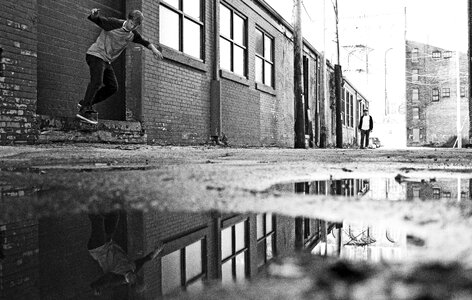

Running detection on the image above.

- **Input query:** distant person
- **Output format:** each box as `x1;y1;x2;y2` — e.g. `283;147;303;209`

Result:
358;109;373;149
87;211;164;296
77;8;163;124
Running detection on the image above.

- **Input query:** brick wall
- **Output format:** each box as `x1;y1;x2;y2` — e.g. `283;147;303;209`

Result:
0;219;39;300
0;0;38;145
141;0;213;145
219;0;298;147
138;0;313;147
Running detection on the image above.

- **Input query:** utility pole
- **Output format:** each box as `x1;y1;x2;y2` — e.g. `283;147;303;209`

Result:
333;0;343;148
294;0;306;148
456;50;462;148
469;0;472;142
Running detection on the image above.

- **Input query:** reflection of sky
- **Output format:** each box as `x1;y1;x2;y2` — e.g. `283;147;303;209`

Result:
312;222;407;263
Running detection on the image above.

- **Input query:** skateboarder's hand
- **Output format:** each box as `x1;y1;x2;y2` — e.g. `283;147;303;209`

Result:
153;49;163;60
149;44;163;60
91;8;100;16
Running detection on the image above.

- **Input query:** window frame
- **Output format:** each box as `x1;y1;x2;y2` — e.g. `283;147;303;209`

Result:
221;216;249;283
256;213;275;268
443;51;452;59
255;27;274;87
160;229;208;296
412;69;419;82
432;88;439;101
219;2;248;77
349;94;354;127
461;86;466;97
412;88;419;101
411;48;419;62
412;107;420;120
159;0;205;61
442;87;450;98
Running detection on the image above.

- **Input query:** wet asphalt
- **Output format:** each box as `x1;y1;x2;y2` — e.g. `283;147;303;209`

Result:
2;144;472;299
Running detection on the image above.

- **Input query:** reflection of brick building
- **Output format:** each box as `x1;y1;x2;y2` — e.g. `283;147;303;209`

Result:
406;179;472;201
143;211;297;298
0;185;40;300
2;208;300;300
405;40;469;146
0;220;39;300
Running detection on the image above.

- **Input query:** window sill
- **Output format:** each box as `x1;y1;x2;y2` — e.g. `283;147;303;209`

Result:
220;70;249;86
255;82;276;96
162;46;207;72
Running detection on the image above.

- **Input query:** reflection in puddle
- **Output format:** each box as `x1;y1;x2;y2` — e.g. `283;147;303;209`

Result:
1;176;472;299
0;208;291;299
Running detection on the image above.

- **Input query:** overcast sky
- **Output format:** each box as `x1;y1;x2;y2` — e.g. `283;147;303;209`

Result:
265;0;468;53
263;0;467;138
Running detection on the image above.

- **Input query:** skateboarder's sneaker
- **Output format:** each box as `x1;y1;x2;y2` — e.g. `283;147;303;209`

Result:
76;109;98;125
77;102;97;113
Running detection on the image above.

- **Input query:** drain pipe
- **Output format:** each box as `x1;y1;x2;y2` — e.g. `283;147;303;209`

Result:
210;0;222;143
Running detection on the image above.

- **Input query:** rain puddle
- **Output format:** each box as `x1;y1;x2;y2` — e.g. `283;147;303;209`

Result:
1;175;472;299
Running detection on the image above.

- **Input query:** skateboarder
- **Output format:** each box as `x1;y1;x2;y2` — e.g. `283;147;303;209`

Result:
88;211;164;295
77;8;163;124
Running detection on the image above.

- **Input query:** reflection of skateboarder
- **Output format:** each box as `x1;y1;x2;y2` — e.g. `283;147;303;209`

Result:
77;8;163;124
87;211;163;296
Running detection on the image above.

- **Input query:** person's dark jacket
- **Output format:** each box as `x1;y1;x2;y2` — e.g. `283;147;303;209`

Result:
358;115;373;131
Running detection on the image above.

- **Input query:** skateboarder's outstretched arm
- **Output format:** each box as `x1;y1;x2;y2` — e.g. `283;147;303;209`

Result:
87;8;124;31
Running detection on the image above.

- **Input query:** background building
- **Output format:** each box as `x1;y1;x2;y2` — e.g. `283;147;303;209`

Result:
405;40;469;147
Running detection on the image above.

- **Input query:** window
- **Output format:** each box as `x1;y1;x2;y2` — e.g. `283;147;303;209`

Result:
443;51;452;59
412;128;420;141
256;213;275;268
412;107;419;120
443;191;451;198
461;86;466;97
432;88;439;101
255;28;274;87
413;187;420;199
432;51;441;59
220;3;247;77
344;90;349;126
221;219;248;283
433;188;441;199
412;88;419;101
442;88;450;98
159;0;204;60
161;239;206;295
350;94;354;127
341;88;345;125
411;48;418;62
412;69;419;82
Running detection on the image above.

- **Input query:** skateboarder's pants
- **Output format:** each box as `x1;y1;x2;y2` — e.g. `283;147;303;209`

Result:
83;54;118;107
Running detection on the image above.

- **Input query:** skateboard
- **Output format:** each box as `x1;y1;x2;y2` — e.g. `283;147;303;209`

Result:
77;112;99;131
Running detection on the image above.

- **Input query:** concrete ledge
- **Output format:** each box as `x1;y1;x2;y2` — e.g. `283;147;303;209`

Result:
36;115;147;144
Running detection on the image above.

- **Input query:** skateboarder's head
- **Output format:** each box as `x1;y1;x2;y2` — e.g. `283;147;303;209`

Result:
124;10;144;31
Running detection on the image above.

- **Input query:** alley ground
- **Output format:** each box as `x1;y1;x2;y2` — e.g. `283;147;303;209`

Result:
2;144;472;299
